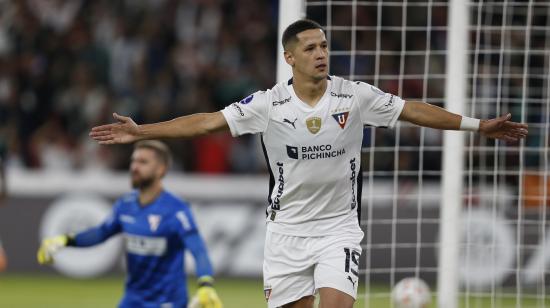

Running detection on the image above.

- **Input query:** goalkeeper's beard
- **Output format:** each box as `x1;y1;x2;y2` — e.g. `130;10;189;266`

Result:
131;175;155;190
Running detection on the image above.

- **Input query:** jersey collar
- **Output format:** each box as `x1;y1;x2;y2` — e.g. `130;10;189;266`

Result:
287;75;332;85
286;76;332;110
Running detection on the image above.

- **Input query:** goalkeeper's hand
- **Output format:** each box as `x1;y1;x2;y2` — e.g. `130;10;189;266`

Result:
194;276;222;308
37;235;70;265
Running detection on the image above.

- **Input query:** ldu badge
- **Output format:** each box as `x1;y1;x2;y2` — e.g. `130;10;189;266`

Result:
306;117;322;134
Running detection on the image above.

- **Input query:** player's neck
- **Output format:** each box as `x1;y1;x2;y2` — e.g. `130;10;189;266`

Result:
292;74;327;107
138;182;163;206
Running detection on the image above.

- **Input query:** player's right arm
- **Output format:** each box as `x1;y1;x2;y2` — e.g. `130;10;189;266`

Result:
90;90;270;145
90;112;229;145
37;201;123;265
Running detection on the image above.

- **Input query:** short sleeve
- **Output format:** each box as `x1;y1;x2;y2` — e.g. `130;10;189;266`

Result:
221;90;270;136
354;82;405;128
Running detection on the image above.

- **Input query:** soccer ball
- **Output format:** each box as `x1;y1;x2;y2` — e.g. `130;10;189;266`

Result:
391;277;432;308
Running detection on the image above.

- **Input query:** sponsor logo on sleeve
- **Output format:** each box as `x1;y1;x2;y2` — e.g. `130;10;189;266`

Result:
332;112;350;129
176;211;192;231
383;95;395;108
306;117;322;134
231;103;245;116
239;94;254;104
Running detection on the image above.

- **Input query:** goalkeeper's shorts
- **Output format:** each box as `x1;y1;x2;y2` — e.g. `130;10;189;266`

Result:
263;229;364;308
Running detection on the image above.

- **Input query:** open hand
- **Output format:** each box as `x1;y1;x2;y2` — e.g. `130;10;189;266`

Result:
37;235;69;265
479;113;528;142
89;113;140;145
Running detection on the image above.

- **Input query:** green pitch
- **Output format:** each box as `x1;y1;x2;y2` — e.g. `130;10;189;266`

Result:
0;274;546;307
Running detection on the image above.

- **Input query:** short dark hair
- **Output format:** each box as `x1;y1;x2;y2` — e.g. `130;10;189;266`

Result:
282;19;324;50
134;140;172;168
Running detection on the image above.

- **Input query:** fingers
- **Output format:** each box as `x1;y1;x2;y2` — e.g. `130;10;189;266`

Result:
93;135;115;142
502;125;528;137
89;129;115;142
498;131;527;142
113;113;129;123
37;246;53;265
89;124;120;143
504;122;529;130
89;129;112;138
506;127;528;136
505;132;526;140
90;123;117;133
493;113;512;123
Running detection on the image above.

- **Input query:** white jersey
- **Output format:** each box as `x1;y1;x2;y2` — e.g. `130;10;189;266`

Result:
221;76;405;236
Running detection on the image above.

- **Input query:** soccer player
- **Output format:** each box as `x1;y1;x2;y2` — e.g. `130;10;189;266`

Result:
37;140;222;308
89;20;528;308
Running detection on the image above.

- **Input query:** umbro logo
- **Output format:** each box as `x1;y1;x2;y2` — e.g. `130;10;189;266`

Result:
283;118;297;129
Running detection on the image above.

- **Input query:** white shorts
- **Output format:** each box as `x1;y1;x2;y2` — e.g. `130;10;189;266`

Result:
263;230;364;308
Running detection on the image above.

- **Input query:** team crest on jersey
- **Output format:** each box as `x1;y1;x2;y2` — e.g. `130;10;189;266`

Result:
306;117;322;134
332;112;350;129
148;214;161;232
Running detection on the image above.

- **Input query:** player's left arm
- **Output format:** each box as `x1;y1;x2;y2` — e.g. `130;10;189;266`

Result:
399;101;528;141
176;209;222;308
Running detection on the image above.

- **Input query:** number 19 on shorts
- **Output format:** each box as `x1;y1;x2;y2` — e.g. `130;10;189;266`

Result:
344;248;360;277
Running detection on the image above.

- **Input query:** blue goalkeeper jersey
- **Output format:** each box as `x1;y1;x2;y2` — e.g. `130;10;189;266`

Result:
72;190;213;308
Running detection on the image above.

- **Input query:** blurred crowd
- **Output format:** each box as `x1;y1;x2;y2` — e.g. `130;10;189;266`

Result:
0;0;276;173
0;0;544;175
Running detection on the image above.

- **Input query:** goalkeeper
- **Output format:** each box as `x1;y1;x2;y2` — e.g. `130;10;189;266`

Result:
37;140;222;308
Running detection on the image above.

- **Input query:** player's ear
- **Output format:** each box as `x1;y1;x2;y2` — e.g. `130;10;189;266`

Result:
284;50;295;67
157;164;167;178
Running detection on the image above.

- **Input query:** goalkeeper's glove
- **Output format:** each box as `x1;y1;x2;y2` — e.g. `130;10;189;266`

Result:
37;235;72;265
194;276;222;308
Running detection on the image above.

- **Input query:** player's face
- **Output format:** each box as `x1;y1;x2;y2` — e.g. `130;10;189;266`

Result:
130;148;165;189
286;29;329;80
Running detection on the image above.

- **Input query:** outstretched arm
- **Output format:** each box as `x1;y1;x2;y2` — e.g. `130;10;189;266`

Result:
399;101;528;141
37;209;121;265
90;112;229;145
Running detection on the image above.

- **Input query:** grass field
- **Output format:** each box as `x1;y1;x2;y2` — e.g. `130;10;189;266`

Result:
0;274;547;307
